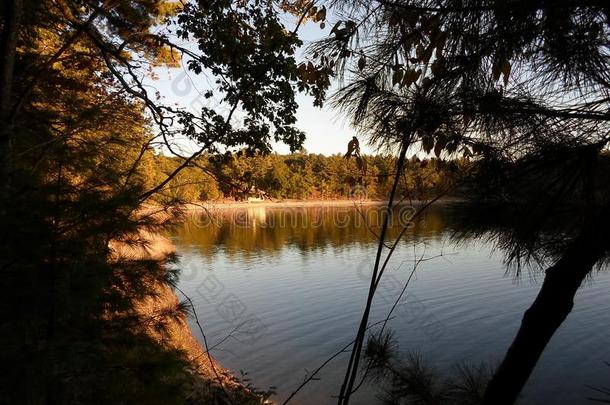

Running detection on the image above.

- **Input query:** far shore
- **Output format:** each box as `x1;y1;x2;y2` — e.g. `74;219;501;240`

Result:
183;197;464;211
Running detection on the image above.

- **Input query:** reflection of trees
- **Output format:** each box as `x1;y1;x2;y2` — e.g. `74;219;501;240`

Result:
173;205;452;258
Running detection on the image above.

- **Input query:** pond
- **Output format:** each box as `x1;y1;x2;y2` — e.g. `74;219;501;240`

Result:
170;203;610;404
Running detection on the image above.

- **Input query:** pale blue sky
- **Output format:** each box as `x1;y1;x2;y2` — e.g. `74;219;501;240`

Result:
149;14;376;156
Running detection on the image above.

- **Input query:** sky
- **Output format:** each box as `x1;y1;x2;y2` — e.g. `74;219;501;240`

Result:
148;13;376;157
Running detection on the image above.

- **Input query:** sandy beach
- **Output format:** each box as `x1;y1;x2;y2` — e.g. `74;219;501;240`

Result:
182;198;463;211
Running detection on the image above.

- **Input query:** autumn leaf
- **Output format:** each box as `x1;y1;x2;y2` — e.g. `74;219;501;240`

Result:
422;136;434;153
431;58;443;76
434;136;447;158
358;56;366;71
392;69;404;86
316;6;326;22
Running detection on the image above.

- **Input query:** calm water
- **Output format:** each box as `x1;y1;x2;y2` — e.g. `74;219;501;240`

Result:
170;204;610;404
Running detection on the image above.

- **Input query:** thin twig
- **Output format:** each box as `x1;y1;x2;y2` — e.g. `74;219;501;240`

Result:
281;317;393;405
172;284;233;404
338;138;410;404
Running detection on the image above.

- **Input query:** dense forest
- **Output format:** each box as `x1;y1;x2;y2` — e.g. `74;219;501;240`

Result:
152;152;468;201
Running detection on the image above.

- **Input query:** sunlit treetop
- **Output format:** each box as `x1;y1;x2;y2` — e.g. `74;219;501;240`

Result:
6;0;337;203
175;0;311;153
19;0;332;159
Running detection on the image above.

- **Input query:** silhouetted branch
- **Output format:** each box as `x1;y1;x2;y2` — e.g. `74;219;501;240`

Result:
281;318;393;405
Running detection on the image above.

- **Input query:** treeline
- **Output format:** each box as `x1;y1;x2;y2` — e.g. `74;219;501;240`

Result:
152;152;469;202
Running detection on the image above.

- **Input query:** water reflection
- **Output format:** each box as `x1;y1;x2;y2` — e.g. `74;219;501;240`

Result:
171;203;610;405
172;203;460;256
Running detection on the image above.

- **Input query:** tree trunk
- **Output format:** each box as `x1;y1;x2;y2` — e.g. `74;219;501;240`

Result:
482;229;604;405
0;0;22;185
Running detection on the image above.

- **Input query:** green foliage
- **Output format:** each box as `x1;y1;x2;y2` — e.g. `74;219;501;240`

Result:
0;0;317;403
150;152;468;202
172;0;329;153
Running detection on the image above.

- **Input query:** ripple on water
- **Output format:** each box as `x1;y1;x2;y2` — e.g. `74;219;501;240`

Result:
173;206;610;405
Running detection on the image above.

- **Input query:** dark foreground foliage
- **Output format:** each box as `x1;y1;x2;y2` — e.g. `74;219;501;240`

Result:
0;0;318;403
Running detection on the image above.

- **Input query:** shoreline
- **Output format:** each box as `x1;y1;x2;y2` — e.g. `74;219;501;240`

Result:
109;228;258;402
183;197;464;211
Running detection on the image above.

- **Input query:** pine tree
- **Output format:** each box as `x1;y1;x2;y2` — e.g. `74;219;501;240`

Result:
307;1;610;403
0;0;319;403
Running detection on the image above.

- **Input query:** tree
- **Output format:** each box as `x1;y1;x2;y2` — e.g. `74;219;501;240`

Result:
306;1;610;404
0;0;321;402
